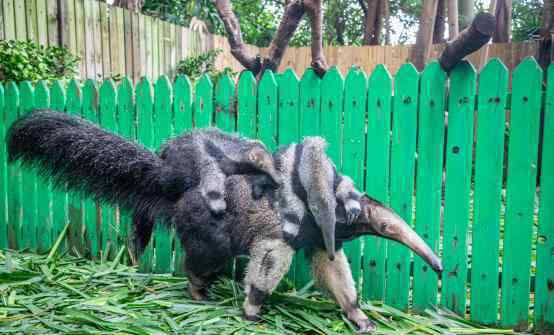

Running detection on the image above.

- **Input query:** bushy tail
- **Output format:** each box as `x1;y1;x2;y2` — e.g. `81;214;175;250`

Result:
6;110;182;252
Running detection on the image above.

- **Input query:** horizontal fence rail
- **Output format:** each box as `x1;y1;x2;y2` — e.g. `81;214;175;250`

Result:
0;58;553;333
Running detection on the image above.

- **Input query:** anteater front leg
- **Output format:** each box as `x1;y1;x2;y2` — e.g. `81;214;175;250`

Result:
311;248;376;333
242;239;294;320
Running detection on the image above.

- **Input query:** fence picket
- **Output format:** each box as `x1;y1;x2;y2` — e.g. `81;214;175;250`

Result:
385;63;419;310
116;78;135;256
5;82;21;249
136;77;154;272
99;80;118;260
195;75;214;128
501;58;543;330
153;76;173;273
215;74;237;133
296;68;322;288
257;71;278;150
342;66;367;289
320;66;344;165
363;64;392;301
277;68;300;282
412;61;446;311
442;61;476;316
81;80;100;258
50;81;68;251
18;82;38;251
0;83;6;249
237;72;257;139
3;0;15;40
173;75;193;276
470;58;508;325
535;63;554;334
34;81;54;252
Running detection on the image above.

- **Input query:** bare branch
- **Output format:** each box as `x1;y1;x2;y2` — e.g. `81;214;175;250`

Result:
265;0;306;73
304;0;328;76
214;0;262;74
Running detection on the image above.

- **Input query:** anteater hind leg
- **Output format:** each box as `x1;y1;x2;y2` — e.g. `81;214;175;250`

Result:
184;251;231;301
242;239;294;320
311;248;376;333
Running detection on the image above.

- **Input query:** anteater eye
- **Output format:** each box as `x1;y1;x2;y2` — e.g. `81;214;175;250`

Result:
380;222;388;233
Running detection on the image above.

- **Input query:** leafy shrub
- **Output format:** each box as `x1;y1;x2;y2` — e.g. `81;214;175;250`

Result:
0;40;80;82
176;49;236;83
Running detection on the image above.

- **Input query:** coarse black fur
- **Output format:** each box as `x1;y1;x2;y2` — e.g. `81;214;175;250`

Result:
6;110;188;252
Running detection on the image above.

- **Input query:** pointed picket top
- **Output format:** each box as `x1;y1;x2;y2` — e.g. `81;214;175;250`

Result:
395;62;419;81
195;74;214;128
481;57;508;76
237;71;257;139
421;60;446;84
369;64;392;84
196;73;213;92
117;77;135;140
513;56;542;82
49;81;66;112
281;67;299;83
450;60;477;81
345;65;367;87
174;75;193;134
82;79;99;122
99;79;117;132
300;67;321;87
259;69;277;88
136;76;153;101
322;66;344;86
34;81;50;109
155;75;173;145
19;81;35;114
66;79;82;115
136;77;155;149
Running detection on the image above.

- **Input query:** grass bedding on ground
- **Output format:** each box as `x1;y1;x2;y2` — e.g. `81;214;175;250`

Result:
0;252;526;335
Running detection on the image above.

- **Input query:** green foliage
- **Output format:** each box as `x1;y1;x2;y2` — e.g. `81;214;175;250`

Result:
512;0;543;41
176;49;236;83
0;40;80;82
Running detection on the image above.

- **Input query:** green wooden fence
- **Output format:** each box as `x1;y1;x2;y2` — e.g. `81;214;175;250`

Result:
0;57;553;333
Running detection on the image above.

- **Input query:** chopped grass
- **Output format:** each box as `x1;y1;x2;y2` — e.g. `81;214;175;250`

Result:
0;249;530;334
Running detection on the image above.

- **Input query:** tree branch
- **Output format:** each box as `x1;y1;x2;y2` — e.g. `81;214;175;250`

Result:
304;0;328;76
357;0;368;17
214;0;262;74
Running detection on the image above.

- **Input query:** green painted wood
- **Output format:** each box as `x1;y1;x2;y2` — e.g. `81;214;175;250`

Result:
99;80;118;260
342;66;367;290
385;63;419;310
49;81;68;251
18;81;38;251
136;77;154;272
5;82;21;249
34;80;54;253
441;61;476;316
412;61;446;312
82;79;100;258
295;68;322;288
194;74;213;128
65;80;83;257
3;0;16;40
320;66;343;164
535;63;554;335
257;71;278;150
0;83;6;250
173;75;193;276
116;78;135;259
277;68;300;146
153;75;173;274
469;58;508;325
237;71;257;139
500;58;543;330
277;68;300;283
215;74;237;133
174;75;193;135
362;64;392;301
